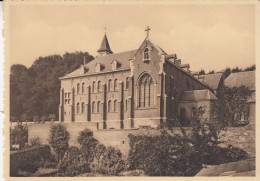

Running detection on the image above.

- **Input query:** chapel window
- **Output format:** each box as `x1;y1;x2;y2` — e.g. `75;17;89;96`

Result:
144;47;150;60
114;79;118;91
114;100;118;112
138;73;154;107
77;83;80;94
98;81;101;92
81;102;85;113
126;77;129;89
92;81;96;93
82;83;85;94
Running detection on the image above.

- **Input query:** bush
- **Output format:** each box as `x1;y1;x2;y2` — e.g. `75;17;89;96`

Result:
49;124;70;162
10;123;28;150
30;137;42;147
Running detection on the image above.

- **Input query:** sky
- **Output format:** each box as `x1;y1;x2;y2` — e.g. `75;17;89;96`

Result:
8;3;255;72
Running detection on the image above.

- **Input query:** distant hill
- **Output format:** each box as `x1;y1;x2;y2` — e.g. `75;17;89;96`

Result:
10;51;94;121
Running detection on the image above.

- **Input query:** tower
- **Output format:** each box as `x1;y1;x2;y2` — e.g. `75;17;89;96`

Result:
97;33;113;56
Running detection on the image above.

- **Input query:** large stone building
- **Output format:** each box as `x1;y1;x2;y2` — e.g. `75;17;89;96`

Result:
58;27;217;129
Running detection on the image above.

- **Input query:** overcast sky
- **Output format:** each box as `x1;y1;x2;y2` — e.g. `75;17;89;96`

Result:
8;3;255;72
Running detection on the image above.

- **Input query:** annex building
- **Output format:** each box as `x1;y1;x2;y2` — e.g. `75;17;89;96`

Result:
58;27;217;130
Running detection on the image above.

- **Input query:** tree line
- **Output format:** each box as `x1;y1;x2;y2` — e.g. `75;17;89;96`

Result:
10;51;94;122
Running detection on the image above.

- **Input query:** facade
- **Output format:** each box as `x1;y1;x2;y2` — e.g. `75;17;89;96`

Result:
59;29;217;129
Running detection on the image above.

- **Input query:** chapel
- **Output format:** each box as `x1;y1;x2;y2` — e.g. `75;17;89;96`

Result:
59;27;218;129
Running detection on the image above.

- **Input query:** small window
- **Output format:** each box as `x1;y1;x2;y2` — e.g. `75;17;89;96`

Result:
114;79;118;90
112;60;117;70
108;100;111;112
97;101;100;113
77;83;80;94
98;81;101;92
82;102;85;113
96;63;101;72
77;103;80;114
92;102;96;113
82;83;85;94
125;100;127;111
126;77;129;89
108;79;112;92
92;81;96;93
114;100;118;112
144;47;150;60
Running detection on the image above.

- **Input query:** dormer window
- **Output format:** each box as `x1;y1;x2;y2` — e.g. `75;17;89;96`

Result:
96;63;101;72
80;65;88;75
143;47;150;62
112;60;121;71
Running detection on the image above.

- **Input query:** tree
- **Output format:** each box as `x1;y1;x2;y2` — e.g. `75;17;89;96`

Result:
199;69;205;75
244;65;255;71
231;67;241;73
33;115;39;123
49;124;70;162
10;122;28;149
208;70;215;74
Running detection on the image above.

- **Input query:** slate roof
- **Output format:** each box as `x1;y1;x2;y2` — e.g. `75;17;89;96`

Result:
180;89;217;102
60;50;137;79
199;73;223;90
97;33;113;54
224;71;255;90
196;159;255;176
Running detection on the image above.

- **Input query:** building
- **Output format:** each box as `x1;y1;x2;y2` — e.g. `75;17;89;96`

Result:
58;27;217;129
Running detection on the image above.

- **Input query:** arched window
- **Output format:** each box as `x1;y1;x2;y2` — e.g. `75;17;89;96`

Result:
92;81;96;93
114;100;118;112
108;79;112;92
77;83;80;94
82;102;85;113
108;100;111;112
191;107;197;118
82;83;85;94
77;103;80;114
97;101;100;113
126;77;129;89
144;47;149;60
114;79;118;90
92;102;95;113
139;73;154;107
125;100;127;111
98;81;101;92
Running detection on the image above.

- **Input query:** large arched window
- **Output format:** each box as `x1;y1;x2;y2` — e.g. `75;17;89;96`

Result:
82;102;85;113
138;73;154;107
77;103;80;114
77;83;80;94
98;81;101;92
114;79;118;91
108;100;111;112
82;83;85;94
114;100;118;112
92;81;96;93
144;47;150;60
126;77;129;89
108;79;112;92
97;101;100;113
92;102;95;113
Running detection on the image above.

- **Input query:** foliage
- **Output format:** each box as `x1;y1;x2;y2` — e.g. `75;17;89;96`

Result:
49;124;70;162
199;69;205;75
245;64;255;71
30;137;42;147
10;122;28;149
10;52;94;120
217;86;252;126
208;70;215;74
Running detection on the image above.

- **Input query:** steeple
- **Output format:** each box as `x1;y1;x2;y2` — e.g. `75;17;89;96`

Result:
97;33;113;55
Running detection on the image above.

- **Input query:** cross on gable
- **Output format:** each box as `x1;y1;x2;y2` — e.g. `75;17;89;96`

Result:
145;26;151;38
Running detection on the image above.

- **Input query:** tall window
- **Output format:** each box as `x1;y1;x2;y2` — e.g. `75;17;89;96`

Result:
108;79;112;92
82;83;85;94
144;47;149;60
114;79;118;90
139;73;154;107
82;102;85;113
114;100;118;112
125;100;127;111
77;103;80;114
126;77;129;89
92;81;96;93
97;101;100;113
98;81;101;92
108;100;111;112
92;102;95;113
77;83;80;94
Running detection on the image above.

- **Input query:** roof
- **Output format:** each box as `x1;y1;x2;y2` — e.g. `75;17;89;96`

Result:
224;71;255;90
60;50;136;79
196;159;255;176
97;33;113;54
180;89;217;102
199;73;223;90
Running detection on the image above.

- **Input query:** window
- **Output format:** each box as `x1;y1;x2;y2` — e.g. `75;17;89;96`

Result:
77;103;80;114
96;63;101;72
138;73;154;107
82;83;85;94
77;83;80;94
186;77;190;90
114;79;118;90
144;47;150;60
65;92;71;105
191;107;197;118
108;79;112;92
92;102;96;113
65;93;68;104
108;100;111;112
198;106;203;118
97;101;100;113
114;100;118;112
125;100;127;111
68;93;71;104
126;77;129;89
82;102;85;113
98;81;101;92
112;60;117;70
92;81;96;93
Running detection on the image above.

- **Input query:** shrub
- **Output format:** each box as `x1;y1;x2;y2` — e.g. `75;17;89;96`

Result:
49;124;70;162
30;137;42;147
10;122;28;149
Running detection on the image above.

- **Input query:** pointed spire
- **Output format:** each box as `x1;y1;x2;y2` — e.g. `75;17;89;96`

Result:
97;33;113;55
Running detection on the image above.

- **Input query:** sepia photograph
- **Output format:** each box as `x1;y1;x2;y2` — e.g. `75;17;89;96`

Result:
3;0;258;179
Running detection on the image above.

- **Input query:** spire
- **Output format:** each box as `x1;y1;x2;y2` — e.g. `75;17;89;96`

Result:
97;33;113;55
